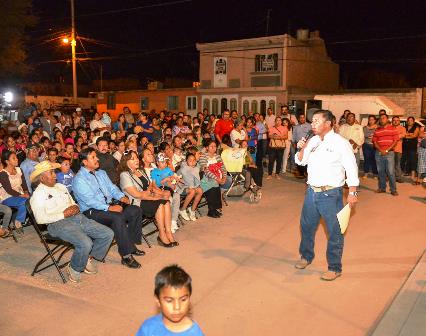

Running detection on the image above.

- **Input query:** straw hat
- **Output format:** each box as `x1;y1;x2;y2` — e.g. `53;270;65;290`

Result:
30;161;61;182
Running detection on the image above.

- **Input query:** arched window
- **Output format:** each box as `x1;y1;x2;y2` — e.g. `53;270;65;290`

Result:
230;98;237;111
251;100;258;114
212;98;219;115
220;98;228;114
260;100;267;115
269;100;275;114
243;100;249;115
203;98;210;111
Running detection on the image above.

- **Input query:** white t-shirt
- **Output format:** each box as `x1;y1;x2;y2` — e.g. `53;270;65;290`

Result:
230;129;246;148
90;119;106;131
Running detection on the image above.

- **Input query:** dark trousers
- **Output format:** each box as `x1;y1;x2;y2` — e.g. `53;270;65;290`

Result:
362;143;378;174
401;148;418;173
83;205;142;257
256;139;268;173
204;187;222;212
268;147;284;175
245;166;263;187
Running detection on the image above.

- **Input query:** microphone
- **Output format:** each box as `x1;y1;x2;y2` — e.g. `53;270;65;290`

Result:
297;130;314;152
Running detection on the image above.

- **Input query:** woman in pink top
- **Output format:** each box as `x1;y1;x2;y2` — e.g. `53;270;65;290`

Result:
267;117;288;179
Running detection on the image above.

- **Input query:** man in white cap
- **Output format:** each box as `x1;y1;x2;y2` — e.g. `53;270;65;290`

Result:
30;161;114;283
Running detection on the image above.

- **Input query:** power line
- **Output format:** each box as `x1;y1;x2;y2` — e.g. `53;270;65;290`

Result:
328;33;426;45
40;0;192;22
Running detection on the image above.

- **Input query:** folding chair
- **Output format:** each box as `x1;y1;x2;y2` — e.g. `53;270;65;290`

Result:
141;217;158;247
25;200;72;284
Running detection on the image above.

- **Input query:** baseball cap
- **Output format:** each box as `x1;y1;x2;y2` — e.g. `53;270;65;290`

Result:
156;152;169;162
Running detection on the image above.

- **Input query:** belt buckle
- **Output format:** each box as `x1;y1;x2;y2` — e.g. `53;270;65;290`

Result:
320;186;327;192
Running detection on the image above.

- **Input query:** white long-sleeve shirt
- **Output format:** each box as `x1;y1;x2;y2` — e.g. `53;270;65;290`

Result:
338;123;364;153
30;183;76;224
295;130;359;188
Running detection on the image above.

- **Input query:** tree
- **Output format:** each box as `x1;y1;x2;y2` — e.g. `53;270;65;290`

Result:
0;0;37;79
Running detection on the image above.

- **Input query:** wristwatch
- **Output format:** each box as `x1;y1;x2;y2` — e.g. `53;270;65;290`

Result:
348;191;359;197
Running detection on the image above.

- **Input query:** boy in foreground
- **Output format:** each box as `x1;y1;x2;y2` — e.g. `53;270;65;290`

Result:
136;265;204;336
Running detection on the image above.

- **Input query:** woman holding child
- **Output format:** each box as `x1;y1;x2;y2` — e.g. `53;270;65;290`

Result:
119;150;178;248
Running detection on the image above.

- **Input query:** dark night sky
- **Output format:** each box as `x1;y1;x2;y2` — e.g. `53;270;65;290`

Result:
28;0;426;88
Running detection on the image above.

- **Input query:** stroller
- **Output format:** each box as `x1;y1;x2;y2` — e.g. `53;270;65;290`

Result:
221;147;262;203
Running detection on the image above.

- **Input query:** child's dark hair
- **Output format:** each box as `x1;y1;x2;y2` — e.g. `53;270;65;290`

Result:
186;153;195;161
154;264;192;298
57;156;70;165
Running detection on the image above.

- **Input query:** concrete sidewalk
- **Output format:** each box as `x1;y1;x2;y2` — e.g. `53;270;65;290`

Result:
0;175;425;336
372;250;426;336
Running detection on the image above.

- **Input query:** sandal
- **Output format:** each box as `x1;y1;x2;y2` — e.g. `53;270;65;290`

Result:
0;227;10;238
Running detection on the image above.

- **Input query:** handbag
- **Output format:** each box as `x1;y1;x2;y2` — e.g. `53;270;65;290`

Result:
269;127;286;149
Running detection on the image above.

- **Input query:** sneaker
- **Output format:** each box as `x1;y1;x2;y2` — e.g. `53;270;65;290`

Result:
188;209;197;221
266;175;272;180
391;191;399;196
179;209;190;221
84;258;98;275
320;271;342;281
294;258;311;269
67;264;81;283
276;174;281;180
171;220;179;233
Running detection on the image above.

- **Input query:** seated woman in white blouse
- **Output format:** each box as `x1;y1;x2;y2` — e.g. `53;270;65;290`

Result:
118;150;177;248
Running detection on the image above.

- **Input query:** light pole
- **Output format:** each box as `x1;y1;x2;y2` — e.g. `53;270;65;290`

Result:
70;0;77;103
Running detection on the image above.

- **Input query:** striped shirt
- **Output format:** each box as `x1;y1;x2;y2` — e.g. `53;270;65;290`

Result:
372;125;399;151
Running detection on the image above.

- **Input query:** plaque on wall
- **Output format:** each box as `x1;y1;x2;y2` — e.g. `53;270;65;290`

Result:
214;57;227;88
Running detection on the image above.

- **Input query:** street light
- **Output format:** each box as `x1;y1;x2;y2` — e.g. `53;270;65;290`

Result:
62;37;69;44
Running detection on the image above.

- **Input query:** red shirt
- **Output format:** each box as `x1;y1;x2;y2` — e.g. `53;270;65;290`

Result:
372;124;399;151
214;119;234;140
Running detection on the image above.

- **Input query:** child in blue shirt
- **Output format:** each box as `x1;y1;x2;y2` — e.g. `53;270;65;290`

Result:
56;156;75;193
135;265;204;336
151;153;180;189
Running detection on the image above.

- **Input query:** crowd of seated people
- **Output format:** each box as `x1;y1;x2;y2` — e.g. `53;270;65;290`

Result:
0;106;268;282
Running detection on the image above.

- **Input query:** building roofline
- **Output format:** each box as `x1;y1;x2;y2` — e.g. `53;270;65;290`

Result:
90;87;195;94
196;34;291;51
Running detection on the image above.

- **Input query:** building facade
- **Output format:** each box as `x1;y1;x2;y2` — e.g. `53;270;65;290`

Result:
94;87;198;120
196;31;339;115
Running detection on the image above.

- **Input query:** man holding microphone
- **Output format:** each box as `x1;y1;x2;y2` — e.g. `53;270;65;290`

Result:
294;110;359;281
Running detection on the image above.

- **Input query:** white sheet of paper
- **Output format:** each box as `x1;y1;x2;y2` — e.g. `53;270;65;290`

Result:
337;204;351;234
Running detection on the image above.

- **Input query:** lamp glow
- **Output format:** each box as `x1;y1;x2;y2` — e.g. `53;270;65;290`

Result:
4;92;13;103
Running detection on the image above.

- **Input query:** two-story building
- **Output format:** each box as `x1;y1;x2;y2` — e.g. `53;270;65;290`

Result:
196;30;339;115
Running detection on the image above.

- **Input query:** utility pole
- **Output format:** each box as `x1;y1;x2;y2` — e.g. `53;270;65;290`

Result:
100;64;103;91
266;8;272;36
70;0;78;103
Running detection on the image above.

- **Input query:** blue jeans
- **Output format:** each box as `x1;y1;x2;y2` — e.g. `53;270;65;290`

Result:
47;213;114;272
1;196;27;223
299;187;344;273
362;143;378;174
375;151;396;193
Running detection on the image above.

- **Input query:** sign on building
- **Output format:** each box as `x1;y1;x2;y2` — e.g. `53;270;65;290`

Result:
214;57;227;88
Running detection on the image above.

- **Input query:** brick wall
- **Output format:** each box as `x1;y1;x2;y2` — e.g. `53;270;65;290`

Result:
343;89;423;117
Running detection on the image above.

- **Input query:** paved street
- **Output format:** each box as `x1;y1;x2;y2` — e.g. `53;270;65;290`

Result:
1;175;425;336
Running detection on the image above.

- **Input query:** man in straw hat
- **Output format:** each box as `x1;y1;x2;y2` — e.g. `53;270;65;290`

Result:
30;161;114;283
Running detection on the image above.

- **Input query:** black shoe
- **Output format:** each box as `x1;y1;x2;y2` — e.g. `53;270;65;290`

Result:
121;255;141;269
214;210;222;217
132;248;146;256
170;241;179;247
207;211;220;218
157;236;174;248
